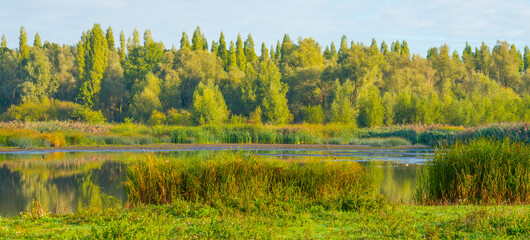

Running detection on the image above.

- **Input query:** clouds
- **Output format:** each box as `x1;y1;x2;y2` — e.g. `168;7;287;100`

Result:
0;0;528;55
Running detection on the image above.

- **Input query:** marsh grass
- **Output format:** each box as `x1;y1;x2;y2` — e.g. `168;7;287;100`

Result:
125;152;382;212
415;139;530;204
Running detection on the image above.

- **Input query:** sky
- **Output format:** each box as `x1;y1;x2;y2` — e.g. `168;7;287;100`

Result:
1;0;529;56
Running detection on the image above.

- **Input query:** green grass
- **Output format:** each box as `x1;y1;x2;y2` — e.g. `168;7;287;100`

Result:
125;153;381;212
415;138;530;204
1;203;530;239
0;121;527;148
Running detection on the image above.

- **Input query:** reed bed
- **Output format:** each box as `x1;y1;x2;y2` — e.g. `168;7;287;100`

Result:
125;153;381;212
415;139;530;204
0;121;526;148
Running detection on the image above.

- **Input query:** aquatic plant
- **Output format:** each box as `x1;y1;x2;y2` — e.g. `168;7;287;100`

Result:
415;138;530;204
125;152;381;211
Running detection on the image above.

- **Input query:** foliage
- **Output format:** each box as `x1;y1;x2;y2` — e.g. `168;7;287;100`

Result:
0;26;529;126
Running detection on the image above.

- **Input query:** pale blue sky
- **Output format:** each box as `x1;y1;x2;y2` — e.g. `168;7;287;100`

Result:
1;0;529;55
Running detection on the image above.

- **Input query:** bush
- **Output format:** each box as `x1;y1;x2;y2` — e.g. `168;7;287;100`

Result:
147;110;166;126
72;108;106;123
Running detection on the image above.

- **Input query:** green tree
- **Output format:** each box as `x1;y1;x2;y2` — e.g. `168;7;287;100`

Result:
338;35;349;62
523;46;530;73
131;29;140;49
380;41;389;55
20;46;57;103
462;42;474;73
78;23;108;108
210;41;218;54
329;79;356;124
235;34;246;71
18;26;30;64
75;40;85;81
475;42;490;75
244;34;257;63
106;27;115;50
401;40;410;57
260;43;269;62
99;51;126;121
275;40;281;61
129;72;162;122
261;62;292;124
217;32;228;68
303;105;324;124
33;33;42;48
357;84;385;127
1;35;6;49
490;41;522;89
191;26;204;51
227;41;237;70
180;31;191;50
118;31;126;61
191;80;229;125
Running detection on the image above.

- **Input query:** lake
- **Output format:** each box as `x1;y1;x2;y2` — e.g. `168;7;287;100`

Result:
0;146;433;216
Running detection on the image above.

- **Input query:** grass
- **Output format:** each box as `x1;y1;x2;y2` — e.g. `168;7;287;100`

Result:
415;138;530;204
125;152;381;212
1;203;530;239
0;121;526;149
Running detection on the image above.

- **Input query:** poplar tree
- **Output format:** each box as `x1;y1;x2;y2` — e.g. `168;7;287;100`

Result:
401;40;410;57
119;31;126;61
106;26;115;50
462;42;474;72
1;35;6;49
76;40;85;81
260;42;269;62
275;40;281;61
227;41;237;70
19;26;30;63
520;45;530;73
210;41;218;55
270;46;275;60
33;33;42;48
391;40;402;53
380;41;389;55
244;34;257;63
338;35;348;62
235;34;246;71
476;42;490;75
217;32;228;67
323;46;332;59
191;26;203;51
144;30;154;47
132;29;140;49
180;31;191;50
201;33;208;51
330;41;337;58
78;23;108;108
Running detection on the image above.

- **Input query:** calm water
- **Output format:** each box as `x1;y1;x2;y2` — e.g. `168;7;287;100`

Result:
0;147;433;216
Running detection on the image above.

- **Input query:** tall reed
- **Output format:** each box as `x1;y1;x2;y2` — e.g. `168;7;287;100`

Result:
125;153;380;211
415;139;530;204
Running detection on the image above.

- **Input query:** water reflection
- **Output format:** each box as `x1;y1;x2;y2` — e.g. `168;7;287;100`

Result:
0;147;432;216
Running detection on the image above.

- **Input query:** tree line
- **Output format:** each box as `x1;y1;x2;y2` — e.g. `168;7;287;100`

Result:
0;24;529;126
